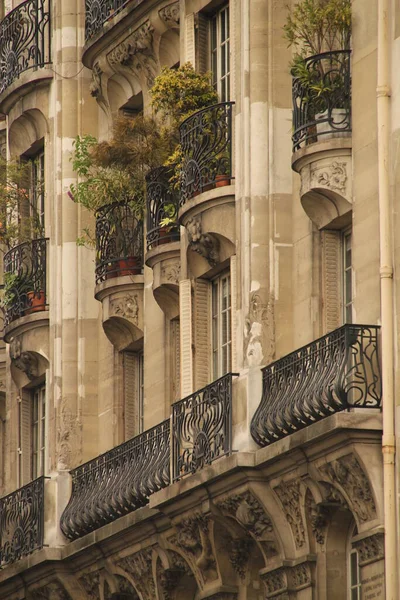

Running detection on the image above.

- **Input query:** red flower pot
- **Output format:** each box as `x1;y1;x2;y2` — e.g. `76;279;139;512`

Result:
25;290;46;314
106;257;142;279
215;174;231;188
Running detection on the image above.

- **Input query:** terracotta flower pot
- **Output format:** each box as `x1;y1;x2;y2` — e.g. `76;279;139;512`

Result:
25;290;46;314
106;257;142;279
215;174;231;188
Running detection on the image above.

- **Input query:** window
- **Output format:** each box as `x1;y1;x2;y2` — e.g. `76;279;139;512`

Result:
123;351;144;439
211;5;230;102
31;385;46;479
212;271;231;378
349;548;361;599
30;150;45;230
343;229;352;323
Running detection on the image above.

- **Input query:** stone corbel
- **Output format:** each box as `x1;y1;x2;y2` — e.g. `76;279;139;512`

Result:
116;548;156;600
261;560;313;599
10;337;38;380
158;1;180;29
186;216;220;267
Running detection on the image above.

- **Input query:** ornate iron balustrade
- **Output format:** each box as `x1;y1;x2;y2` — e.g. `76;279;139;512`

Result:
179;102;234;206
0;0;51;96
3;237;48;327
292;50;351;151
172;373;238;481
85;0;143;40
0;477;45;566
250;324;381;448
146;166;180;250
95;202;144;284
60;420;170;540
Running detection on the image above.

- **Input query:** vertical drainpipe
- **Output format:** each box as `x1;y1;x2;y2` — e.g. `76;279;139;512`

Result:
377;0;398;596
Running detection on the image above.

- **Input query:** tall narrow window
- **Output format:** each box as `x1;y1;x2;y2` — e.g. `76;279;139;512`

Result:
212;272;231;378
123;351;144;439
31;384;46;479
211;5;230;102
349;548;361;599
343;229;352;323
30;151;45;230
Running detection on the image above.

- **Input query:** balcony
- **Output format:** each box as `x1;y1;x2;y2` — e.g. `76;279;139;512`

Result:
60;373;236;540
0;0;51;109
250;324;381;447
95;201;143;284
0;477;44;566
292;50;351;152
85;0;141;42
3;238;48;329
146;166;180;252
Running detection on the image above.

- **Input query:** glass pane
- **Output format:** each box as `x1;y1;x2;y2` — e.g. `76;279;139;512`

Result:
32;424;38;452
220;10;225;42
350;551;358;584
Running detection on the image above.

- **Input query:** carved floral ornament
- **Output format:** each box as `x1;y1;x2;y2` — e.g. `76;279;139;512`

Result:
353;533;384;565
57;395;82;471
109;293;139;323
161;262;180;285
273;480;306;549
117;548;156;600
28;581;72;600
261;562;312;598
158;1;180;28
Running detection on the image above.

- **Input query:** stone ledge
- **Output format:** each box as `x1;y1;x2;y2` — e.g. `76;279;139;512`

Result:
4;310;49;344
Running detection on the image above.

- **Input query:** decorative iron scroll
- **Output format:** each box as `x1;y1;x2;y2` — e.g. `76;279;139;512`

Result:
85;0;144;41
3;238;48;326
60;420;170;540
0;0;51;96
172;373;238;481
250;324;381;447
179;102;234;206
292;50;351;151
0;477;45;566
146;166;180;250
95;201;144;284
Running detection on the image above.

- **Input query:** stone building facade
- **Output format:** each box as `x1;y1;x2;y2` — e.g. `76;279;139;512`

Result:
0;0;397;599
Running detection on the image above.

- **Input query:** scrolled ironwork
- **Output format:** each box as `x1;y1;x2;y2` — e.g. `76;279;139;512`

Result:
172;373;238;481
250;324;381;448
0;0;51;96
0;477;45;566
85;0;141;41
179;102;234;206
3;237;48;327
292;50;351;151
60;420;171;541
95;201;144;284
146;166;180;250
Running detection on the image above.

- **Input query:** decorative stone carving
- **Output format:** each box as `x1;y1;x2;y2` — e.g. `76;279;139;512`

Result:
305;492;329;545
287;563;312;589
117;548;156;600
186;217;220;267
90;62;102;98
353;533;384;566
10;338;38;380
319;454;376;523
110;294;139;323
115;575;139;598
261;562;312;598
170;513;217;583
57;395;82;470
261;568;287;596
311;160;347;193
228;536;253;579
274;480;306;549
107;21;157;87
78;571;101;600
244;291;275;367
29;582;71;600
161;263;180;285
157;553;192;600
158;2;180;28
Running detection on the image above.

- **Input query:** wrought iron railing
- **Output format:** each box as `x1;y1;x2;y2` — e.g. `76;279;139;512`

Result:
179;102;234;206
250;324;381;448
0;0;51;96
3;238;48;326
85;0;142;41
0;477;45;566
95;202;144;284
146;166;180;250
292;50;351;151
60;420;170;541
172;373;237;481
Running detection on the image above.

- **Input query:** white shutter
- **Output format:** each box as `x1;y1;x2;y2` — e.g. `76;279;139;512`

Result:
230;256;237;373
179;279;193;396
185;13;196;65
194;279;211;389
19;392;31;485
321;230;341;333
195;12;209;74
171;319;181;402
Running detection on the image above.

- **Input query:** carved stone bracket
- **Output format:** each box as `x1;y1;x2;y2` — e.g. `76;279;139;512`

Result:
273;480;306;550
311;160;347;193
305;491;329;545
28;581;72;600
217;490;278;560
353;533;384;566
157;550;192;600
186;216;220;267
319;454;377;524
10;337;38;380
158;2;180;28
117;548;156;600
78;571;101;600
261;562;312;598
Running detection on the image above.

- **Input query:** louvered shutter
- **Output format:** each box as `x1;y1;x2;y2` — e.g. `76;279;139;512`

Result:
18;392;31;485
195;12;209;74
171;319;181;402
179;279;193;396
230;257;237;373
194;278;211;389
321;230;341;333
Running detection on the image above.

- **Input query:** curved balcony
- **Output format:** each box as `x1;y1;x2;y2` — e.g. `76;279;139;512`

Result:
3;238;48;328
146;166;180;251
60;420;171;540
95;202;144;284
179;102;234;208
250;324;381;448
0;477;44;566
292;50;351;152
85;0;137;41
0;0;51;105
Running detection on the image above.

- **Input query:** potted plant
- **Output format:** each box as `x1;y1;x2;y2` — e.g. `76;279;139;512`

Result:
284;0;352;137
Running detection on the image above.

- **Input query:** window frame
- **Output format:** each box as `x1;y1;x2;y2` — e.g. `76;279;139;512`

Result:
31;383;46;480
342;227;353;324
212;270;232;379
210;4;230;102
